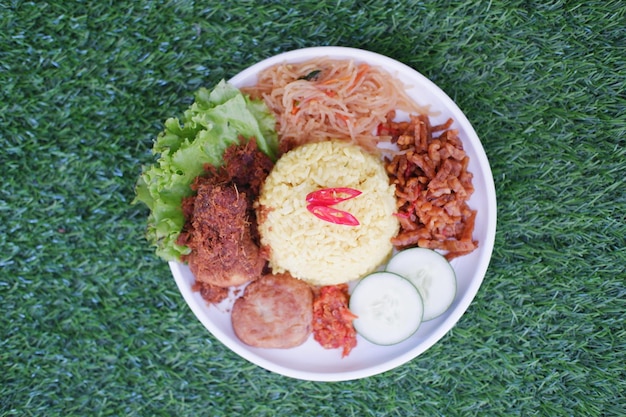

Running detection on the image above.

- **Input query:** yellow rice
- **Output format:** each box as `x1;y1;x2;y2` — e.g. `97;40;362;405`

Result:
256;141;399;286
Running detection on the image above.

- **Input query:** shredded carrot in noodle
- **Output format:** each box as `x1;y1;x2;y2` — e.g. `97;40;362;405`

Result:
241;58;429;154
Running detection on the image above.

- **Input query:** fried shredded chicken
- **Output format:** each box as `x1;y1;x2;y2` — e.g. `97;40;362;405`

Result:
191;281;229;305
383;113;478;260
177;138;274;302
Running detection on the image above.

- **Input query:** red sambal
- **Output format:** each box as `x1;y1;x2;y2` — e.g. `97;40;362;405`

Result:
312;284;358;357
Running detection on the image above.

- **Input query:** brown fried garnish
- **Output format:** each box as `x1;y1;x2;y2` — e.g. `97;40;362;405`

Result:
178;138;274;292
383;114;478;260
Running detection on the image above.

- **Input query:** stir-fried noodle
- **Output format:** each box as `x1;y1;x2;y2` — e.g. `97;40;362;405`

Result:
241;58;429;153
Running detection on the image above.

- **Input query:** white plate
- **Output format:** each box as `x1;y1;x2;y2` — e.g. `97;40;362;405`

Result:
169;46;497;381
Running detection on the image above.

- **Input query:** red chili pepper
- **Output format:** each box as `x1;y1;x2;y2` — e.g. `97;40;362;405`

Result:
376;123;385;136
306;187;362;205
377;123;401;137
306;204;360;226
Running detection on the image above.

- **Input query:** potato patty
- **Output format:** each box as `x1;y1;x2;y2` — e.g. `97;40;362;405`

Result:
231;273;313;349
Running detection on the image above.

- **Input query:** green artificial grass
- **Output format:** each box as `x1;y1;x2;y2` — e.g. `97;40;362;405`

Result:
1;0;625;416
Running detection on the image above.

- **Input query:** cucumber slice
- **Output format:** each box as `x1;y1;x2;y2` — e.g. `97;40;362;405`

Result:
386;248;457;321
349;272;424;346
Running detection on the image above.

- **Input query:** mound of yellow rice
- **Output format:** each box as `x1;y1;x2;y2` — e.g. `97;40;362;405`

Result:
256;141;399;286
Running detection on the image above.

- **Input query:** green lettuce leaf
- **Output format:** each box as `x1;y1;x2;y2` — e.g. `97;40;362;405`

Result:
133;80;278;261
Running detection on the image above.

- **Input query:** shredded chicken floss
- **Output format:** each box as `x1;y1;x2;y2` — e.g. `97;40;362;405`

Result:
383;113;478;260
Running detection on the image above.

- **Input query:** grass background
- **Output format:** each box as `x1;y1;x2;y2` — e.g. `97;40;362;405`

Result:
2;0;625;416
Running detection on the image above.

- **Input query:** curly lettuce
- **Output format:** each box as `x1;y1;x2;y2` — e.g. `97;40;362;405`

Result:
133;80;278;261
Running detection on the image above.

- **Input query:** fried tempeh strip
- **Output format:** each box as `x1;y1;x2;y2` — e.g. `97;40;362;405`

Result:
384;114;478;259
